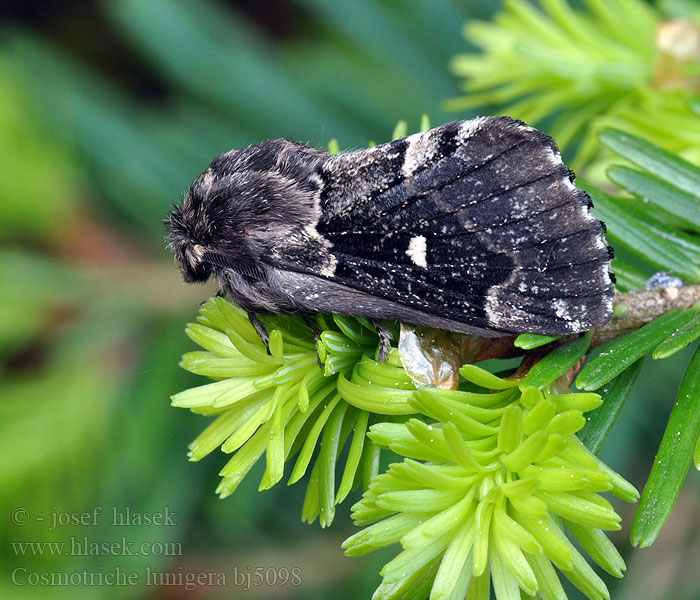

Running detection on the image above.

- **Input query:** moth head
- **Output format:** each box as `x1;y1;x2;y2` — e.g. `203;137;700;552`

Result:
165;212;214;283
165;165;262;284
167;141;322;286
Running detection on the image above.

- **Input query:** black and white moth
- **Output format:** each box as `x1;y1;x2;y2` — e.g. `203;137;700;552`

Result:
166;117;614;354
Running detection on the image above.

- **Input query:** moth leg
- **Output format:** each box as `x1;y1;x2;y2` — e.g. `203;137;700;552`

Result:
215;277;228;299
371;319;393;362
303;315;325;368
247;311;270;352
303;315;322;339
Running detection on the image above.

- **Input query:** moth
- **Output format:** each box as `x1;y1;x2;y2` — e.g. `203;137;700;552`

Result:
166;117;614;358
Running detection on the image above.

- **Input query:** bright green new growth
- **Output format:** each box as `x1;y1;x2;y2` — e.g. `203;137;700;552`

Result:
345;368;637;600
171;297;394;527
449;0;700;172
173;297;640;600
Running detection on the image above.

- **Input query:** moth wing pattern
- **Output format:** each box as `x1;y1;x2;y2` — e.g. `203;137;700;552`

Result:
265;116;614;336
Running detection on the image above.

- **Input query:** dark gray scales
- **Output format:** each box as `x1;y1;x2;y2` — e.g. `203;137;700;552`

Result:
166;116;614;344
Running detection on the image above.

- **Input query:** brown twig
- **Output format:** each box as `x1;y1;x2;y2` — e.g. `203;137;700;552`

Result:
592;284;700;346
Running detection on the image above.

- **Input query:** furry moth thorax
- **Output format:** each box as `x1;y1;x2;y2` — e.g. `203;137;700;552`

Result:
166;139;332;311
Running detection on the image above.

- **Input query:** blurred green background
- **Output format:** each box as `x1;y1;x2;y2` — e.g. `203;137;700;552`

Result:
1;1;699;598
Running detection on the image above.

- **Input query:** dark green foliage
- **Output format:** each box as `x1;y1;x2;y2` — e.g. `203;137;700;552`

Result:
580;128;700;553
579;360;643;455
576;310;697;391
653;307;700;358
514;333;563;350
631;343;700;547
523;332;592;389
